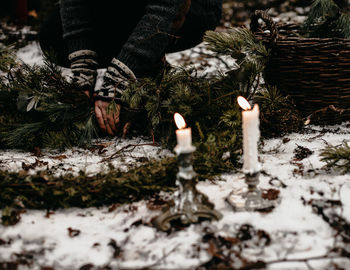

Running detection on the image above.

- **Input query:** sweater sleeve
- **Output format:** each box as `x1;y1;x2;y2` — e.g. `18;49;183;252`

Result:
117;0;191;77
60;0;96;53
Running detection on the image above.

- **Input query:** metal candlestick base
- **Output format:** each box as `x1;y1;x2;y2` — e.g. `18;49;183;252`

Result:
226;172;280;212
153;147;222;232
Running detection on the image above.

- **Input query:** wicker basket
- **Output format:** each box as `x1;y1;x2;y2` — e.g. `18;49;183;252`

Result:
250;10;350;123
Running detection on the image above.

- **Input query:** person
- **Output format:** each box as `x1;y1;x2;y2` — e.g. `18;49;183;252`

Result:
39;0;223;136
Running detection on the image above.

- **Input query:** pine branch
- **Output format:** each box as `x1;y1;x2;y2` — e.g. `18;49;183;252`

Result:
204;29;247;60
254;86;286;111
2;122;46;148
254;86;303;137
320;142;350;174
337;13;350;38
0;45;17;73
203;28;270;99
203;28;269;66
302;0;350;38
0;51;96;150
306;0;339;25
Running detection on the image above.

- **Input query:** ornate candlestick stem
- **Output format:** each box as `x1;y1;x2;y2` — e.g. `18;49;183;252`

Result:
226;170;279;211
153;147;222;232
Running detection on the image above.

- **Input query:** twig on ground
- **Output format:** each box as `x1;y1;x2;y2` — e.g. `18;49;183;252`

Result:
102;143;161;162
263;253;344;267
119;244;181;270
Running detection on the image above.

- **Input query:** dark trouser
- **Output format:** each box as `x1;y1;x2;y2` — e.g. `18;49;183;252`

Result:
39;1;221;70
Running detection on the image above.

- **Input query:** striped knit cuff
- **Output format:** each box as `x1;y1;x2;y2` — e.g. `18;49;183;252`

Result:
68;50;98;91
94;58;136;102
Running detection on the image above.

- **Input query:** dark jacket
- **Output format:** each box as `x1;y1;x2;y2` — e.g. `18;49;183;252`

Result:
60;0;222;76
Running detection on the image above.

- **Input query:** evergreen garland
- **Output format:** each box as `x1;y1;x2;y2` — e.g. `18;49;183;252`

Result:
0;157;178;226
122;67;244;174
1;1;349;226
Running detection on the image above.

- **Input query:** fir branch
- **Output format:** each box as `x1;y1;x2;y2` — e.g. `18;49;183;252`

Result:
219;109;241;130
78;113;99;147
320;142;350;174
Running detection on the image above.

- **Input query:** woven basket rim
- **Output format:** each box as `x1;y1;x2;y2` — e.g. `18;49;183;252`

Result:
250;11;350;46
270;23;350;43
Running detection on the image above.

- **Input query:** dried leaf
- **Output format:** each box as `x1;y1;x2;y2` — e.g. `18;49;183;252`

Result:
68;227;81;238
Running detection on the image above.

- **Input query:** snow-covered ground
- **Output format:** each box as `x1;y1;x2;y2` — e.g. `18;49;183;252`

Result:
1;30;350;269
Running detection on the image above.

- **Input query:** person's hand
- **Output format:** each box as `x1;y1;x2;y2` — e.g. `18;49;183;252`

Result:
94;99;120;136
93;58;136;137
94;100;132;137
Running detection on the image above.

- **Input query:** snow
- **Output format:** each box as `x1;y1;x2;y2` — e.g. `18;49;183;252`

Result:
16;42;44;67
1;28;350;269
0;137;171;177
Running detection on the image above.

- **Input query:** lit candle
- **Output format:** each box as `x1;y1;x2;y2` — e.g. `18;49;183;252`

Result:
237;96;261;174
174;113;194;153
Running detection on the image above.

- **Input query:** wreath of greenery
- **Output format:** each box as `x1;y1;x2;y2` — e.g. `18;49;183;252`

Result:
6;1;350;223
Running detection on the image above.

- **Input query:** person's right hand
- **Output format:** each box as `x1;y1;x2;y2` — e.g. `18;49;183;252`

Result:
93;58;136;137
94;99;120;136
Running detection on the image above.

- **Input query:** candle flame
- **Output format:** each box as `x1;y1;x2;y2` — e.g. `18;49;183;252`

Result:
237;96;252;111
174;113;186;129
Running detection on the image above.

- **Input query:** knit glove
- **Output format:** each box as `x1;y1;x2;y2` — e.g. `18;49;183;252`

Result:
94;58;136;103
68;50;98;94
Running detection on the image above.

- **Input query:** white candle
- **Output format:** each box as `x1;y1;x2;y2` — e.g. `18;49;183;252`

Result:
176;127;192;148
174;113;194;152
237;97;261;174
